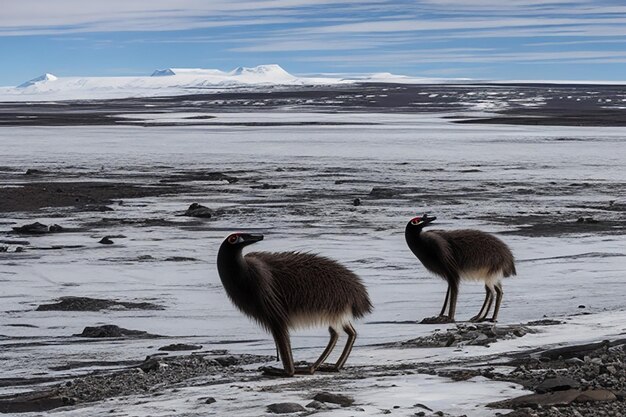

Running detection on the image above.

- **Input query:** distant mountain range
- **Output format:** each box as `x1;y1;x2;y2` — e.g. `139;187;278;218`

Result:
0;64;623;102
0;65;471;101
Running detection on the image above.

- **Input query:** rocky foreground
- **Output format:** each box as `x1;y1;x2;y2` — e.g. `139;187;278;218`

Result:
1;318;624;416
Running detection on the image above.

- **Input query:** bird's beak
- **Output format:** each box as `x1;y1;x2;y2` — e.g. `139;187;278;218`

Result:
423;215;437;225
242;233;264;243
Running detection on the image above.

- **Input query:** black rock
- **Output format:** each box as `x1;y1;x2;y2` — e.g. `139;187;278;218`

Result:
305;400;326;409
368;187;396;198
535;376;581;393
48;224;64;232
0;246;7;252
12;222;50;234
84;205;114;212
158;343;202;351
214;356;239;367
267;403;306;414
204;397;216;404
98;237;114;244
77;325;154;338
139;357;166;372
313;392;354;407
25;169;45;175
36;296;164;311
251;183;285;190
353;198;361;206
183;203;212;218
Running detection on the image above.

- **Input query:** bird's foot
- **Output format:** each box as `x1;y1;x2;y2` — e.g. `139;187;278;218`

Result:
315;364;340;373
420;315;455;324
484;318;498;323
260;366;294;377
294;365;315;375
469;315;487;323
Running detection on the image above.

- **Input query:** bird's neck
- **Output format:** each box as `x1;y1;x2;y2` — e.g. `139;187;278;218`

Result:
405;226;426;253
217;244;250;287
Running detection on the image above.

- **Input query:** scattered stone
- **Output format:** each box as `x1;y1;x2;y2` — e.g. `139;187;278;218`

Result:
267;402;306;413
313;392;354;407
526;319;564;326
353;198;361;206
414;403;433;411
214;356;239;367
204;397;216;404
0;246;7;252
251;183;285;190
98;237;114;244
306;400;326;409
161;171;238;184
164;256;199;262
83;205;114;212
368;187;396;198
15;246;24;253
36;296;164;311
487;389;582;409
48;224;64;232
158;343;202;352
25;169;45;175
576;217;599;224
535;376;580;393
139;357;168;372
394;323;533;348
183;203;212;218
575;389;617;402
578;305;586;309
76;325;158;339
12;222;52;234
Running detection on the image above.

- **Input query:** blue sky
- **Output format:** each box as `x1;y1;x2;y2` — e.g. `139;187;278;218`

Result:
1;0;626;85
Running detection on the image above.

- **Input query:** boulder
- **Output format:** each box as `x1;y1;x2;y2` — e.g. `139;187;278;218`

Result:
313;392;354;407
267;403;306;413
183;203;212;218
535;376;580;393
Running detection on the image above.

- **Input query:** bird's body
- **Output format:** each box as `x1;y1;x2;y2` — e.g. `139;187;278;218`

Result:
405;215;516;323
217;233;371;377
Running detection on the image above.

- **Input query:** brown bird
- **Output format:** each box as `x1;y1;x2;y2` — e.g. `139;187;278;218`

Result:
405;214;516;323
217;232;372;377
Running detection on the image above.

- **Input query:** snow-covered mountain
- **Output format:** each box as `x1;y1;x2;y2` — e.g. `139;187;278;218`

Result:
0;64;469;102
17;73;58;88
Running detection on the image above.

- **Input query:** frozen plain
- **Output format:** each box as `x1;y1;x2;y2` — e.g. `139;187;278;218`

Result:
0;111;625;416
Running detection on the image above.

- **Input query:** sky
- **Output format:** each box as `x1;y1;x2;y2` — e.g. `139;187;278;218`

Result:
1;0;626;86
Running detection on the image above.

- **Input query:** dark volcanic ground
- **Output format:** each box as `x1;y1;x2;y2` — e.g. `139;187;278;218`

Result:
1;82;626;127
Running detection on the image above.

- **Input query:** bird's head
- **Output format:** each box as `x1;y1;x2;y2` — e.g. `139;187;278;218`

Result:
407;214;437;229
224;232;264;248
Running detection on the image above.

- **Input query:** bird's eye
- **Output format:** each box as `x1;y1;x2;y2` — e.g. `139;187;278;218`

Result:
228;235;238;244
411;219;420;225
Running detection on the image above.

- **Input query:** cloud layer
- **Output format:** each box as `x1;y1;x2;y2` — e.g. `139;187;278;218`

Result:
2;0;626;82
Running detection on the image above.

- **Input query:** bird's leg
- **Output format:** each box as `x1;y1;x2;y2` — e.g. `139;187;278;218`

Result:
421;285;453;324
262;328;295;377
306;327;339;373
446;280;459;322
276;346;280;362
317;323;356;372
293;327;340;375
470;285;493;322
439;285;451;317
487;283;503;322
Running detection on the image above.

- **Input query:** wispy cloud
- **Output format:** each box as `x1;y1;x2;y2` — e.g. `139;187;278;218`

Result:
1;0;625;83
